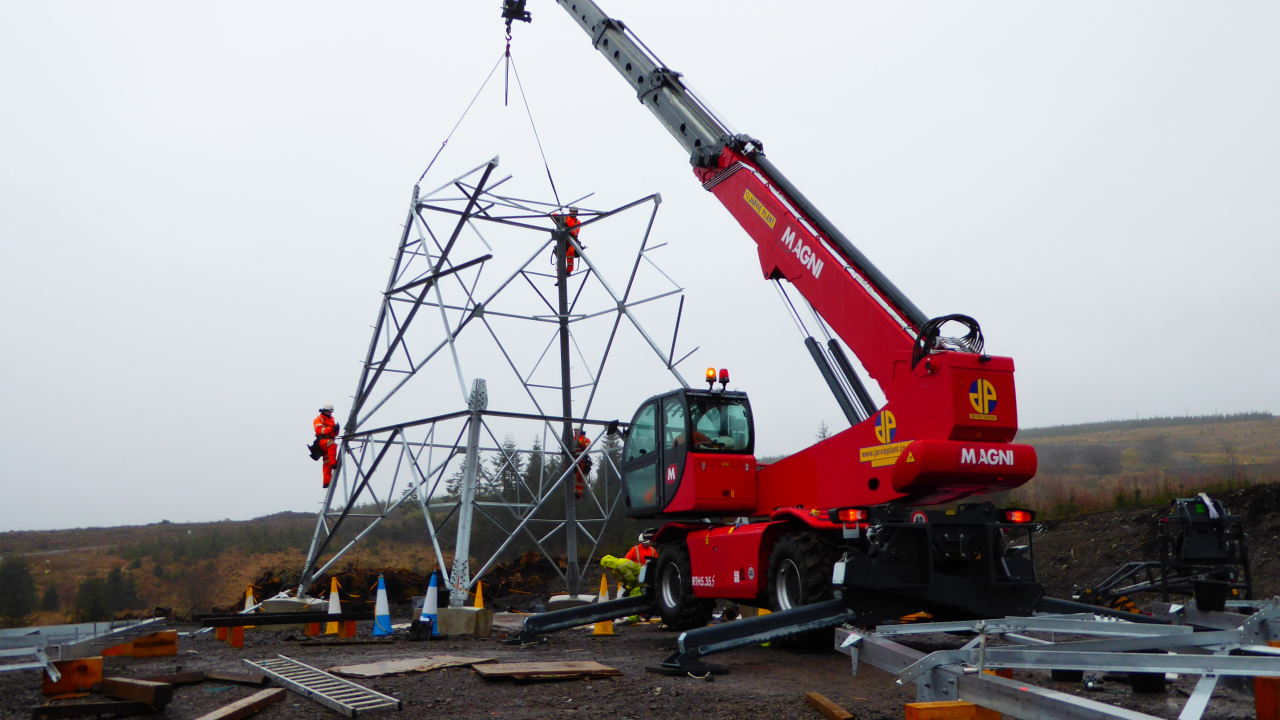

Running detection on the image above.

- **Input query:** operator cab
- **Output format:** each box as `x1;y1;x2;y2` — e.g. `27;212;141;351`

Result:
620;381;757;519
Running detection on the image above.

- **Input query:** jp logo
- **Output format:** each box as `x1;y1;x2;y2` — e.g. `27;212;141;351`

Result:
969;379;998;415
874;411;897;444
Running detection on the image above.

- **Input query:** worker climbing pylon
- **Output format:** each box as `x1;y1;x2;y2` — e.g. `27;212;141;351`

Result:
573;429;592;500
565;207;581;273
312;404;340;488
551;208;584;283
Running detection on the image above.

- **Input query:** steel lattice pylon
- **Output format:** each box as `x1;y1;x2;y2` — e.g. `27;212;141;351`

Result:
297;157;693;602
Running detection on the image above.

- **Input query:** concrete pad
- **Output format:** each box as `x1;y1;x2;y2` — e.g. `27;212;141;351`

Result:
546;594;598;611
258;597;323;632
436;607;494;637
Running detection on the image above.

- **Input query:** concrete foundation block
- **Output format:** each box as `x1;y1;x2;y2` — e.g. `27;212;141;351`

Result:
436;607;494;637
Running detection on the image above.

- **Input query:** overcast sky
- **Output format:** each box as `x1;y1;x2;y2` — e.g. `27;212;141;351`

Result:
2;1;1277;532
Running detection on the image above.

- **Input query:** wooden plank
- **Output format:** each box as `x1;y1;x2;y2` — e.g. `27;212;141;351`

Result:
473;661;620;679
329;656;497;678
28;700;155;719
99;678;173;707
904;700;999;720
205;670;269;686
805;691;854;720
1257;677;1279;720
138;671;205;686
131;631;178;658
190;688;286;720
42;658;102;696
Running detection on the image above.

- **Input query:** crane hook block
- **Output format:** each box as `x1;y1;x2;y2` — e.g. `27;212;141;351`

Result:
502;0;533;31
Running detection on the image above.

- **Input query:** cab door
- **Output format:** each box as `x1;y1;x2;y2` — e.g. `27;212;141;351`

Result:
621;401;660;516
658;393;689;507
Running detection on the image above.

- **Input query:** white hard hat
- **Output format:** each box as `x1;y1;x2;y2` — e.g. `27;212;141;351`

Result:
321;403;334;412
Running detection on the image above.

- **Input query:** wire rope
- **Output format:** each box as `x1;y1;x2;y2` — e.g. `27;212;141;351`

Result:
507;53;562;207
416;52;507;184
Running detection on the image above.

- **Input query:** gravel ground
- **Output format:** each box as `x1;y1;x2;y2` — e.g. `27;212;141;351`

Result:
2;613;1260;720
9;486;1280;720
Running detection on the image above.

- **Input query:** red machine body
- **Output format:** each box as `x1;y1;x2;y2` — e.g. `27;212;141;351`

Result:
556;0;1040;618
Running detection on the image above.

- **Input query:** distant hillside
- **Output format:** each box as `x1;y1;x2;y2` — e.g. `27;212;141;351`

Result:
1018;412;1273;439
5;414;1279;628
1010;415;1280;518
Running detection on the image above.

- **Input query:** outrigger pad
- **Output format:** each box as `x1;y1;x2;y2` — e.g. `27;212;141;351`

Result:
645;662;728;676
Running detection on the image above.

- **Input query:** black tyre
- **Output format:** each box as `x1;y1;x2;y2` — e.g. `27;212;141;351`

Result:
766;532;840;649
767;532;839;612
654;542;715;631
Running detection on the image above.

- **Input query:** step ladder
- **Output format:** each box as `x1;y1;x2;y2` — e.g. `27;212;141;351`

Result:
245;655;401;717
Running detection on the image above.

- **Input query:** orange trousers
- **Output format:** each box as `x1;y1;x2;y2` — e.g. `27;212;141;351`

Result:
320;439;338;487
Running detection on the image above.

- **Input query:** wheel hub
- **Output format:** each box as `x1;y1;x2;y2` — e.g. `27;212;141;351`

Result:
661;562;682;610
777;558;802;610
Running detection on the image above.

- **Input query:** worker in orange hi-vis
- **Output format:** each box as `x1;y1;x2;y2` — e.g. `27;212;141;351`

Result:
552;207;584;278
573;429;593;500
564;207;581;273
625;529;658;564
314;404;340;488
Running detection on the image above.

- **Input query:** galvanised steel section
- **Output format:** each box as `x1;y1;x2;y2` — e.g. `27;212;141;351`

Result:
836;602;1280;720
297;161;693;599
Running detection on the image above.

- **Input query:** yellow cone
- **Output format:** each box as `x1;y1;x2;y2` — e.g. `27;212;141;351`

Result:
474;582;484;609
616;581;625;601
244;585;256;630
592;575;614;636
325;577;342;635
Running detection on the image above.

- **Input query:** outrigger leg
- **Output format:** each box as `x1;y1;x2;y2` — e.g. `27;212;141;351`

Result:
507;592;655;644
647;599;857;675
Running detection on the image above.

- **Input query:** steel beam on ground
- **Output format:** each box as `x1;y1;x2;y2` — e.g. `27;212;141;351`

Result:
837;629;1161;720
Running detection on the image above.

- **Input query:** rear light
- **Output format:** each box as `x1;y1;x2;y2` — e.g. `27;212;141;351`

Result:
836;508;867;523
1003;509;1035;523
719;368;730;384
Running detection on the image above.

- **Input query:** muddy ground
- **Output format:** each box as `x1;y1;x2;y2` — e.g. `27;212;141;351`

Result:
8;485;1280;720
2;614;1260;720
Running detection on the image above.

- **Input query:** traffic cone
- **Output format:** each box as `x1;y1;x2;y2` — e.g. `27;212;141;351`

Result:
325;578;342;635
371;575;392;637
592;575;614;636
616;581;625;601
243;585;256;630
420;573;439;637
474;582;484;610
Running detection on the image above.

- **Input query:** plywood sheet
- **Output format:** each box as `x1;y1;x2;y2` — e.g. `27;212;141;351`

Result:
328;655;496;678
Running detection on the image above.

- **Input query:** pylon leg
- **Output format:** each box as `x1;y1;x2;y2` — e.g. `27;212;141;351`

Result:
216;627;227;641
306;622;320;636
229;626;244;648
343;620;358;638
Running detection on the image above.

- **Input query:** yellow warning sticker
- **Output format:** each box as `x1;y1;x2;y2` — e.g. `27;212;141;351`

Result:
906;452;915;463
859;441;912;468
743;189;777;229
968;413;998;422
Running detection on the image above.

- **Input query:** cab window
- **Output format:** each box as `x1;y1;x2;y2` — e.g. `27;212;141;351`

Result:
663;396;687;451
689;397;752;453
624;402;657;462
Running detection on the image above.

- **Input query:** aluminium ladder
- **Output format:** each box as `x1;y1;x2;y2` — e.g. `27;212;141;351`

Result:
245;655;401;717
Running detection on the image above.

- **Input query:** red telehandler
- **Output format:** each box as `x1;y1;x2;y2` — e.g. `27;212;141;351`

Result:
505;0;1098;671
